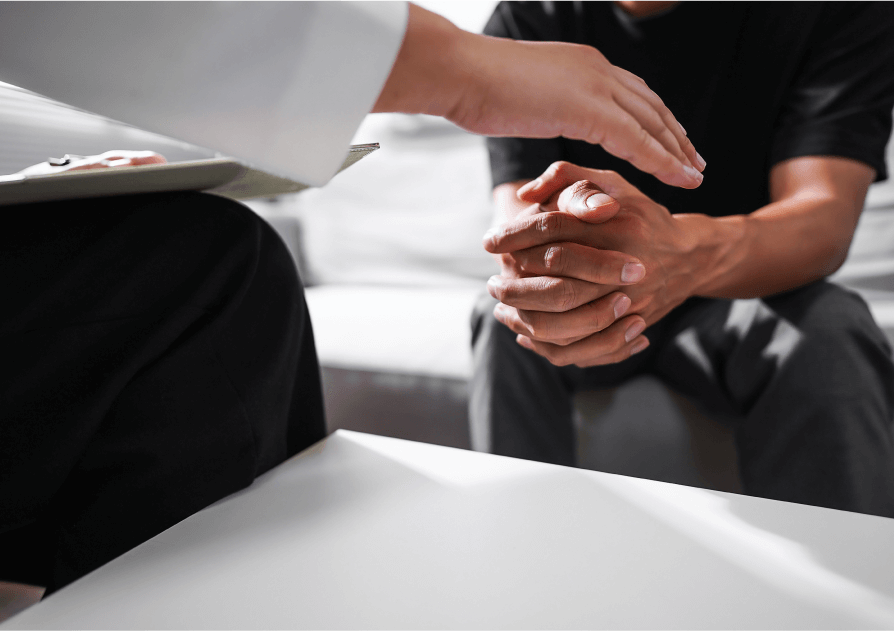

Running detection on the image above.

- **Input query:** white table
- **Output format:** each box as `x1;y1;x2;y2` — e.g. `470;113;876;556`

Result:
6;430;894;629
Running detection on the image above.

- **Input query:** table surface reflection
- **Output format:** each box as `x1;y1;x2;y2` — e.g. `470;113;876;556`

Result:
7;430;894;629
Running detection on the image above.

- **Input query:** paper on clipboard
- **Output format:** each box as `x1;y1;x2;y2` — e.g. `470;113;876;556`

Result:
0;143;379;207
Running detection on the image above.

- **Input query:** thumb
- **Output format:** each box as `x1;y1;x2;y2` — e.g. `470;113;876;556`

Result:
557;179;621;224
516;161;587;204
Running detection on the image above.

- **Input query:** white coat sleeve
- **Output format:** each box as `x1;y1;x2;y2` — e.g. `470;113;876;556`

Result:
0;2;408;187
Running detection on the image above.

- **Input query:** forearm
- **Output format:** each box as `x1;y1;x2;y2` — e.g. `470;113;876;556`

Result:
681;198;860;300
372;3;473;119
682;157;873;299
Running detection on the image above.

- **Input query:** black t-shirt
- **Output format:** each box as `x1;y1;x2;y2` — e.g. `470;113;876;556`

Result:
485;2;894;217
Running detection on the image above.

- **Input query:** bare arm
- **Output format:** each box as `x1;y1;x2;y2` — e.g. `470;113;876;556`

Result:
679;156;873;298
373;3;705;189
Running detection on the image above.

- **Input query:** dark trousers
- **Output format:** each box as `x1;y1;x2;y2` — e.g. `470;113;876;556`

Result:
470;282;894;517
0;193;325;592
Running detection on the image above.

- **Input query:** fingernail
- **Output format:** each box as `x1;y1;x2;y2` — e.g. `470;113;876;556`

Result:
695;152;707;170
621;263;645;283
684;165;703;183
516;335;533;350
625;320;645;343
487;275;500;289
613;294;631;319
678;122;687;136
631;337;649;355
586;192;613;209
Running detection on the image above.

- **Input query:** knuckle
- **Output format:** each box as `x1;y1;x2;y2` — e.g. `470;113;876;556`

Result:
535;215;551;239
573;354;598;368
536;343;555;362
569;179;598;200
594;347;625;367
589;47;607;64
500;254;523;276
550;351;573;366
547;348;569;366
536;213;562;240
518;310;544;337
506;317;524;336
570;178;594;193
543;245;565;273
592;304;610;331
600;170;621;185
491;282;509;302
556;279;578;312
636;125;652;148
539;277;562;300
548;161;570;179
622;217;646;241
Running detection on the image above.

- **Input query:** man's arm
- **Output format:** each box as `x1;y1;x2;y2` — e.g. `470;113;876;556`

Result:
683;156;874;298
482;157;874;367
373;4;704;189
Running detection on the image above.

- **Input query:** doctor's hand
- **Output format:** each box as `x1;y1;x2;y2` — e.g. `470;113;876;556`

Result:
16;150;167;176
374;4;705;190
484;163;701;367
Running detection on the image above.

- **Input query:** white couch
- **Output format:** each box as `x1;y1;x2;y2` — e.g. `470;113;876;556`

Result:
10;84;886;495
253;112;894;493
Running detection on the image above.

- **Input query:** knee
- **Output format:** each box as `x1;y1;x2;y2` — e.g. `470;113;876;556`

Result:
784;284;890;366
153;193;296;276
763;283;894;402
120;192;303;310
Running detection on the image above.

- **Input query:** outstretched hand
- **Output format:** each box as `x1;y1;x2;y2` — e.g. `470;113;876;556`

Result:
451;38;705;190
375;4;706;190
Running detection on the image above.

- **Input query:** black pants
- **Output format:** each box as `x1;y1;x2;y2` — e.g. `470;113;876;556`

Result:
0;193;325;592
470;282;894;517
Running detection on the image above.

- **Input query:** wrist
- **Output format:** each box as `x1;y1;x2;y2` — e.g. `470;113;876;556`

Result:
675;213;749;297
372;4;470;118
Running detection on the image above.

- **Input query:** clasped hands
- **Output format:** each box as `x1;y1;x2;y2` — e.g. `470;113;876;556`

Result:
483;162;700;367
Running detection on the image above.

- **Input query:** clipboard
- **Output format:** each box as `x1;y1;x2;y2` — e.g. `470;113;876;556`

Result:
0;143;379;207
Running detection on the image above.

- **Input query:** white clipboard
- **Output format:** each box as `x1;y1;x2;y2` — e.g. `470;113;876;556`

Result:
0;143;379;207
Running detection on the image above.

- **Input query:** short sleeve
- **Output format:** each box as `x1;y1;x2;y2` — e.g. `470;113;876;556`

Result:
484;2;566;188
771;3;894;182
